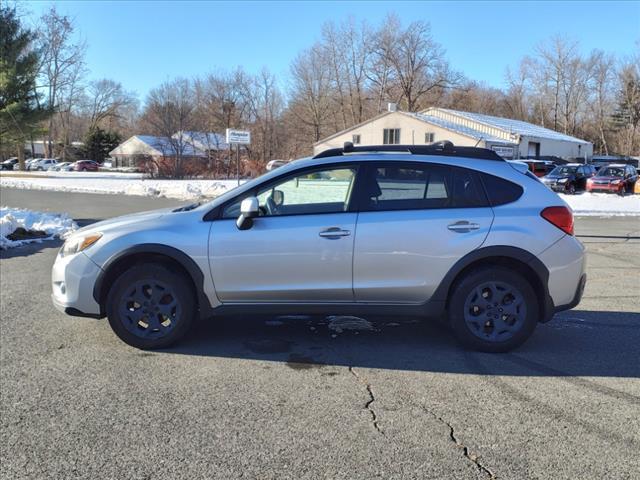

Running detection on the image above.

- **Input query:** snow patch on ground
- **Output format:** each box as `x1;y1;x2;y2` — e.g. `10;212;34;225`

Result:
559;193;640;216
0;207;77;250
0;171;242;201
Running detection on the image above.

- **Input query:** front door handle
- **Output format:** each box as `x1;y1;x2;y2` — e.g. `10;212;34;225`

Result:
447;221;480;233
319;227;351;239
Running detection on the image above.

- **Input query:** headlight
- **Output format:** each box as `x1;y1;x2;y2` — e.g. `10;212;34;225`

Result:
611;179;621;185
558;178;568;183
61;233;102;257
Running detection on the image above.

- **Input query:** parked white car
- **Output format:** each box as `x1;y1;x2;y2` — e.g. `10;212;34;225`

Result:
52;141;586;353
31;158;57;171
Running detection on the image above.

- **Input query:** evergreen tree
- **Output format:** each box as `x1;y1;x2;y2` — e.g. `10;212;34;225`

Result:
0;4;49;166
84;126;121;163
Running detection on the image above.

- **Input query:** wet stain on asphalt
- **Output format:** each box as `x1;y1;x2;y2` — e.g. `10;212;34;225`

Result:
286;353;324;370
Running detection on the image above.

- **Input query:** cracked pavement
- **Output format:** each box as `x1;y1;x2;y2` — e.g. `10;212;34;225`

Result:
1;189;639;479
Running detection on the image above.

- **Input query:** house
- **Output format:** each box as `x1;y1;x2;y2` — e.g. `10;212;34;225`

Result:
313;106;593;161
109;134;209;168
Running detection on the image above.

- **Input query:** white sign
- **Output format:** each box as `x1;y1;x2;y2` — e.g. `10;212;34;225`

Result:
491;145;515;159
226;129;251;145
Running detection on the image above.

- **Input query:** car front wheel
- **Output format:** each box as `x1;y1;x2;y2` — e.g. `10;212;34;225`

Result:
106;263;195;349
448;266;538;353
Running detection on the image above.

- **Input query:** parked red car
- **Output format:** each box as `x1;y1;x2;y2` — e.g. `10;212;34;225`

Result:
524;160;552;177
587;164;638;195
73;160;99;172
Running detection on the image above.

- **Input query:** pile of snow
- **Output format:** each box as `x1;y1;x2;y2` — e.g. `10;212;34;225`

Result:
0;171;242;201
559;193;640;216
0;207;77;250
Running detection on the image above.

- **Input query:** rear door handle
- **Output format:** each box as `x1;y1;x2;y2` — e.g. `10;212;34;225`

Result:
319;227;351;239
447;221;480;233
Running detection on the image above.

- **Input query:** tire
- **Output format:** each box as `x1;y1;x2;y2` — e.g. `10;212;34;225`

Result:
566;183;576;195
105;263;195;349
448;266;539;353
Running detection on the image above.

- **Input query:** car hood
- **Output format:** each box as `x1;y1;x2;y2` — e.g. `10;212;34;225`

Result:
544;175;572;181
73;207;177;236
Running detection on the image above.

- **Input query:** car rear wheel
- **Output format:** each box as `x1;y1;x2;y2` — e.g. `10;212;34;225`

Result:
106;263;195;349
448;266;538;353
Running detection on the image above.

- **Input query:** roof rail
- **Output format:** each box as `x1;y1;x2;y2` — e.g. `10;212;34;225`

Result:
313;141;504;161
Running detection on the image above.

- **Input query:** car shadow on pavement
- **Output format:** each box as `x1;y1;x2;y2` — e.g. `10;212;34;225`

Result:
165;309;640;378
0;239;62;259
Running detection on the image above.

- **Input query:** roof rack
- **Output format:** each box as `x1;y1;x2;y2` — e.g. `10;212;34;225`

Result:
313;141;504;161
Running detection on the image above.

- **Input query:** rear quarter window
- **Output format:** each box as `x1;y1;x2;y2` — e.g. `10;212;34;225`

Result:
480;173;524;206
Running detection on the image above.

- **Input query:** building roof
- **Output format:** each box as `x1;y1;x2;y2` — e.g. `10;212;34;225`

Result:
173;131;229;151
314;107;591;149
110;135;207;157
402;111;511;144
428;108;590;144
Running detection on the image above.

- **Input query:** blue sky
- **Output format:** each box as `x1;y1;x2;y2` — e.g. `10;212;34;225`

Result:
24;1;639;100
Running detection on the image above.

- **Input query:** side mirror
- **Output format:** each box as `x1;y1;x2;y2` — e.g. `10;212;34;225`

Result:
237;197;259;230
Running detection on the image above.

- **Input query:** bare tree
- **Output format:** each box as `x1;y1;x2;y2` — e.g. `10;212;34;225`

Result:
613;56;640;155
376;16;461;111
140;78;196;178
504;64;530;120
289;46;334;142
37;6;85;157
588;50;616;154
85;79;136;130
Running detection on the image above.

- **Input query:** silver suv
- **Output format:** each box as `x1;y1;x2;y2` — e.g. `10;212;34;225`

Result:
52;143;586;352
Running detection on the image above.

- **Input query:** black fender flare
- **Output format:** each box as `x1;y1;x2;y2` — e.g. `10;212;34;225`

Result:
430;245;554;322
92;243;214;319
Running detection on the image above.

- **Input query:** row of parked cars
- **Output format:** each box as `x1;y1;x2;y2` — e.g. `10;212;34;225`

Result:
521;160;639;195
0;157;99;172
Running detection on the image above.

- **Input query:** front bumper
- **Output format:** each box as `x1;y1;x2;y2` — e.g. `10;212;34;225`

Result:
51;250;104;318
543;181;569;192
587;183;622;193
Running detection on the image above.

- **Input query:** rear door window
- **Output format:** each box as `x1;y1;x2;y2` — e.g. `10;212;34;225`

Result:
359;162;488;211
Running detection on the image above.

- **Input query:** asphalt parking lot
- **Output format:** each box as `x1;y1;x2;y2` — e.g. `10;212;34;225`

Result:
1;189;639;479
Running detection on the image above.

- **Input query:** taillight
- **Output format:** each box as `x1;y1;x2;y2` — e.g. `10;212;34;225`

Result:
541;206;574;235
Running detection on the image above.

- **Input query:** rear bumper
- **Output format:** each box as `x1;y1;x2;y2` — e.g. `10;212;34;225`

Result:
538;234;587;310
554;273;586;313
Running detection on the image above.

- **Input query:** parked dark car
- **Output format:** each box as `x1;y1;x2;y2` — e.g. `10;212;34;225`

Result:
0;158;19;170
587;164;638;195
73;160;99;172
542;163;597;194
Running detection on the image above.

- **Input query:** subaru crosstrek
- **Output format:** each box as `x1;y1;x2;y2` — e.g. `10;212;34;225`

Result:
52;142;587;353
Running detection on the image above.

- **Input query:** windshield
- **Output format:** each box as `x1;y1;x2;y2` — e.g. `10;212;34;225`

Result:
597;167;624;177
549;166;577;176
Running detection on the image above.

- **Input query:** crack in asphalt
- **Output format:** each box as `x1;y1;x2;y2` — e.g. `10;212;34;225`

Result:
420;406;496;479
348;366;384;435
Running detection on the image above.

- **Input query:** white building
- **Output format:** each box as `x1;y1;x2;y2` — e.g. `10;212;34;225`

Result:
314;106;593;161
109;132;228;168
